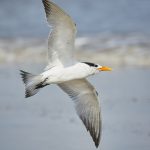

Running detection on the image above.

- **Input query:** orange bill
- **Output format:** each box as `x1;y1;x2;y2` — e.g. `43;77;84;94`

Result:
98;66;112;71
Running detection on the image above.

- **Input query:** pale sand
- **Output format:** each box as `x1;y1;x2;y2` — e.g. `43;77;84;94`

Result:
0;64;150;150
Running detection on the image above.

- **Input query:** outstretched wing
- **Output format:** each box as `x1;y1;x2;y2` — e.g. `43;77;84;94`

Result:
42;0;77;68
58;79;101;147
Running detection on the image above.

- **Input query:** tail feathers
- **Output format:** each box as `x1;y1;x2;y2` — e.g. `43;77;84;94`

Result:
20;70;45;98
25;84;40;98
20;70;36;84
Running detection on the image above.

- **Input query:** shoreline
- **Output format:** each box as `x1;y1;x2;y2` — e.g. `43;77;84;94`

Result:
0;34;150;68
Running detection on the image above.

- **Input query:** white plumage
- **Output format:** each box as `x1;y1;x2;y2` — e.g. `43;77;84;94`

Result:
20;0;112;148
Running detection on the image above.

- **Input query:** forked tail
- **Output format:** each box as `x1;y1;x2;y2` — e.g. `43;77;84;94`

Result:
20;70;47;98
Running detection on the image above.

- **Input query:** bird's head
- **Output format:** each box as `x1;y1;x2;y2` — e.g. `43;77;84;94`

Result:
82;62;112;74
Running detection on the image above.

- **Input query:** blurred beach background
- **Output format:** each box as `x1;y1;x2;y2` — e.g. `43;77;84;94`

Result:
0;0;150;150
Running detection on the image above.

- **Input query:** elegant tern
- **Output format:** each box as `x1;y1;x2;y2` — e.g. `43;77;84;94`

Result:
20;0;112;148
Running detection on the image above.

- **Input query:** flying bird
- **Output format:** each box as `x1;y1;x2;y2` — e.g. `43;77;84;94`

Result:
20;0;112;148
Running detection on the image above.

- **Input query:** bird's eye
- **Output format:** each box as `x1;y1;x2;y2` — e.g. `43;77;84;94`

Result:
95;64;98;67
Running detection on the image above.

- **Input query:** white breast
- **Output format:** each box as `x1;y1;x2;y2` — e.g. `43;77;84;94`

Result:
42;63;92;84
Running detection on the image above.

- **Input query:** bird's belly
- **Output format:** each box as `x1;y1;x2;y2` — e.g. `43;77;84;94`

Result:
46;71;88;84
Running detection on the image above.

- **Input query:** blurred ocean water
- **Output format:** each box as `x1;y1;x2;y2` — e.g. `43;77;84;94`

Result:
0;0;150;67
0;35;150;67
0;0;150;37
0;1;150;150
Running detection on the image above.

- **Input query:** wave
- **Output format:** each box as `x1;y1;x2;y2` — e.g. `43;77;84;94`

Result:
0;34;150;68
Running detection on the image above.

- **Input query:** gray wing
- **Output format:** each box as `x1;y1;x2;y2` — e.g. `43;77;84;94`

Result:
42;0;77;68
58;79;101;147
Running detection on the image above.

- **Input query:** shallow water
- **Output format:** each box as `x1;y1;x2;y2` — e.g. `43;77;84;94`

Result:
0;64;150;150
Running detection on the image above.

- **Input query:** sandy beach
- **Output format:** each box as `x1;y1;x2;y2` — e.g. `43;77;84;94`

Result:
0;64;150;150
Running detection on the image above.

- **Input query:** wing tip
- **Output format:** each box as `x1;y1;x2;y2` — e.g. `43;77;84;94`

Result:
94;133;100;148
86;114;101;148
82;117;101;148
90;128;101;148
42;0;51;17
